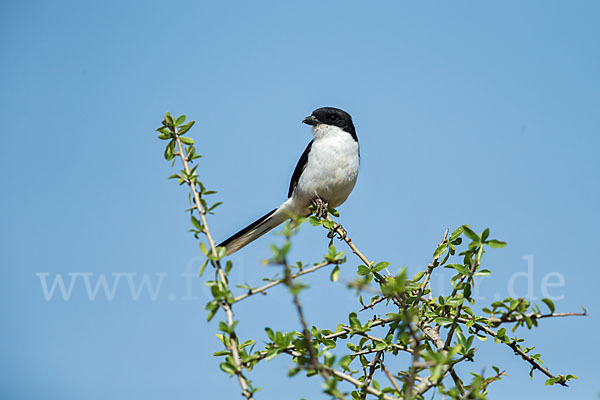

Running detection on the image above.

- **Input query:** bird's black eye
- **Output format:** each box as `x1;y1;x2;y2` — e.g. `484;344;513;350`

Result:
329;113;338;121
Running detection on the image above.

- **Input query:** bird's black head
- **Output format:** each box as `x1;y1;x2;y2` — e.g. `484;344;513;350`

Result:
302;107;357;142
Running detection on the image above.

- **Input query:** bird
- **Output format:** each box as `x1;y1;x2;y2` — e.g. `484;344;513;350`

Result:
218;107;360;255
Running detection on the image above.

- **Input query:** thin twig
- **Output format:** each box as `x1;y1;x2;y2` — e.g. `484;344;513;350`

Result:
489;311;587;324
250;317;397;364
341;326;411;354
361;350;384;400
361;326;395;400
360;296;387;311
383;365;402;394
417;229;449;296
233;261;331;303
442;246;481;348
449;367;465;395
468;321;568;386
325;215;372;266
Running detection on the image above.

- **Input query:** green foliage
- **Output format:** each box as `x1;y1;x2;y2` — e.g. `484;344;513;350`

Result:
153;112;584;400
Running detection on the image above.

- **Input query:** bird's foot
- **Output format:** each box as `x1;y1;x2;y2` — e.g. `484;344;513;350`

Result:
311;197;328;219
327;223;347;240
333;223;347;240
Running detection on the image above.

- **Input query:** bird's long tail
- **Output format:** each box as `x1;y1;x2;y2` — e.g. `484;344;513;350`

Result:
218;202;292;256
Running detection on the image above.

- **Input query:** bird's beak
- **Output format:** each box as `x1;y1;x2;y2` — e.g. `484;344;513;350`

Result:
302;115;319;126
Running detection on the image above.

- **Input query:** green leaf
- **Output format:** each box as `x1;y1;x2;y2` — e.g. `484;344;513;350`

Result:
486;239;507;248
433;243;448;259
412;271;426;282
446;297;465;307
180;136;194;145
308;216;321;226
445;264;469;276
208;201;223;212
175;115;186;125
474;269;491;277
199;241;208;255
178;121;195;135
481;228;490;242
435;317;453;326
164;140;176;160
357;265;371;276
206;301;218;321
198;259;209;277
541;298;555;314
330;266;340;282
449;226;464;241
374;342;387;351
322;219;335;229
462;226;480;242
372;261;390;273
157;132;171;140
219;362;236;375
191;215;203;230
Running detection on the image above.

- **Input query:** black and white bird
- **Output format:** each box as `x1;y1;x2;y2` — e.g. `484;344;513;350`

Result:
219;107;360;255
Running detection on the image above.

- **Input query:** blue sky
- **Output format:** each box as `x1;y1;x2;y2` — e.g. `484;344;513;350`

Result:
1;0;598;399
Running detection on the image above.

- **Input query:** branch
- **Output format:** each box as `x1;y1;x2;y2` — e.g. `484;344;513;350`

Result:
468;321;568;386
412;355;471;396
283;263;320;371
250;317;397;365
415;229;449;300
359;295;387;311
283;349;397;400
487;311;588;324
361;325;395;400
404;323;421;400
233;261;331;303
383;365;402;395
325;215;372;266
341;326;412;354
449;367;466;396
410;317;461;396
327;367;398;400
171;123;253;399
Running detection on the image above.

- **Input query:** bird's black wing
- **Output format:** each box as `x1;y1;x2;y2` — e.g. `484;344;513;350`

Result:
287;140;313;198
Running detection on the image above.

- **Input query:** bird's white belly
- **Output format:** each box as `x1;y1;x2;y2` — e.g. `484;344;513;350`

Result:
293;132;359;212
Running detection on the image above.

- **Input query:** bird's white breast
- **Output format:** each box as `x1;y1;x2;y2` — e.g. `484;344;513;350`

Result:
292;125;359;213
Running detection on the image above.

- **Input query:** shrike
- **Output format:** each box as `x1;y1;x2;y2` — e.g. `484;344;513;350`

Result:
219;107;359;255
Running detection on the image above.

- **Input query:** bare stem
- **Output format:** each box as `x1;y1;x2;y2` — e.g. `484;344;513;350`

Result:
325;215;372;266
233;261;331;303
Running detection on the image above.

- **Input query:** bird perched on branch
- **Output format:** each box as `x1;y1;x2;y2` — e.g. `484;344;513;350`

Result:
219;107;360;255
